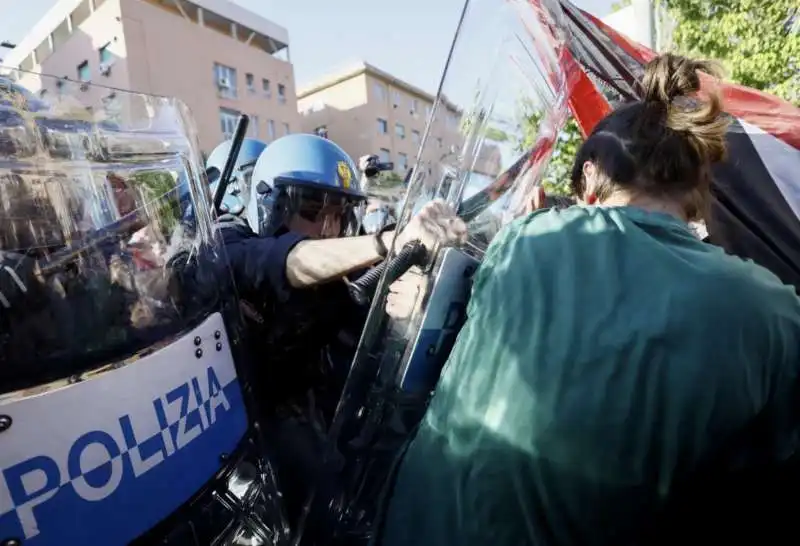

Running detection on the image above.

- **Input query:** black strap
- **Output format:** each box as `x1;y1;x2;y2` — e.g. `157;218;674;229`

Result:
374;223;396;259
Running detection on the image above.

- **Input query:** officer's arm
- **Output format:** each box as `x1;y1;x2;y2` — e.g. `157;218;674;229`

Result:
235;231;392;294
286;232;393;288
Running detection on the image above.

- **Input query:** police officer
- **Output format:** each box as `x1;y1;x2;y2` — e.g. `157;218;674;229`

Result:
211;133;465;523
206;137;267;216
222;134;465;390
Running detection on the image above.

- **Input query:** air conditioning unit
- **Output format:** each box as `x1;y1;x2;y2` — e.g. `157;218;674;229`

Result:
217;77;231;90
99;62;112;76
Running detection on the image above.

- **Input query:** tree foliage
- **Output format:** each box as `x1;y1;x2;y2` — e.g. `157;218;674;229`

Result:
611;0;633;13
515;108;582;197
132;171;181;234
664;0;799;105
513;0;798;198
372;171;405;188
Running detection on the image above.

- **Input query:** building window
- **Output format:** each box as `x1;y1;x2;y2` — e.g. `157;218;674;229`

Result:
77;60;90;82
379;148;391;163
425;104;433;119
213;63;237;99
391;90;401;106
373;82;387;101
436;137;443;148
447;112;459;129
377;118;388;134
277;84;286;104
397;152;408;171
411;98;420;115
246;73;255;93
395;123;405;140
219;107;240;139
249;115;259;138
412;130;421;145
262;78;271;97
99;44;112;64
283;123;290;135
267;120;276;140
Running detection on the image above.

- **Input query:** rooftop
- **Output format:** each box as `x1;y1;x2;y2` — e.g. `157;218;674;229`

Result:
298;61;461;113
2;0;290;70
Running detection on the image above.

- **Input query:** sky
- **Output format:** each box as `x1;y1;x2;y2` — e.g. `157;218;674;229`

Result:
0;0;615;94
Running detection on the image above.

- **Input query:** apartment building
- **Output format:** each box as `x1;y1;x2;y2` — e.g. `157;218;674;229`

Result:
297;62;473;177
0;0;299;155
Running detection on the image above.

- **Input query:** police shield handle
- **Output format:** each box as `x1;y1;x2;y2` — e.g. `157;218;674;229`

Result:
347;241;427;306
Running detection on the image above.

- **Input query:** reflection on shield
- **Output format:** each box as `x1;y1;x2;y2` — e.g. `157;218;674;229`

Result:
0;74;291;546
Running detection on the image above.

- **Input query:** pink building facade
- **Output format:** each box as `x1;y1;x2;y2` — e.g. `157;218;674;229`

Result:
1;0;299;155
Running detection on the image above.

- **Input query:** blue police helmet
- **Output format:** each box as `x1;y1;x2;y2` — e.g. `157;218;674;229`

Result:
206;138;267;216
247;134;365;237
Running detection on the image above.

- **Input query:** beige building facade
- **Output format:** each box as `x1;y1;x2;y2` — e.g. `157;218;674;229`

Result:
1;0;299;155
297;62;474;177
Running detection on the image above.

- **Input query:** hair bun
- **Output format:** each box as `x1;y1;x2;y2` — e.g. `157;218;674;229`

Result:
642;53;722;104
642;53;729;165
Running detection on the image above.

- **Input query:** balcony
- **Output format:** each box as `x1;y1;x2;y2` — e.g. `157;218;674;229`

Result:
143;0;290;61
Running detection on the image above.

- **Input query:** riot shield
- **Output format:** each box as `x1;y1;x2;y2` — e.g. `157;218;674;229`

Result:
310;0;583;542
0;74;288;545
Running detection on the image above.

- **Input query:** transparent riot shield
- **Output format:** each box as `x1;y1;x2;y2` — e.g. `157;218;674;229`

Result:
306;0;583;542
0;74;288;545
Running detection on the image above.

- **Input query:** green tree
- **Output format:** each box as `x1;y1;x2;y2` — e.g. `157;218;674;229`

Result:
373;171;405;188
611;0;633;13
365;170;406;200
512;0;798;198
664;0;799;104
516;108;583;196
132;171;181;234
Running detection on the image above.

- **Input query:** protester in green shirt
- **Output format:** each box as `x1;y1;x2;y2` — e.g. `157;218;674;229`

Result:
375;53;800;546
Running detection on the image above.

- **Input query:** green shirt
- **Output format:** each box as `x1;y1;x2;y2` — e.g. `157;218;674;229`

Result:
378;206;800;546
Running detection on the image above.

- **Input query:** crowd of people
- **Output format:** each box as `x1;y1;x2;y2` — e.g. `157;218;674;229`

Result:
1;50;800;545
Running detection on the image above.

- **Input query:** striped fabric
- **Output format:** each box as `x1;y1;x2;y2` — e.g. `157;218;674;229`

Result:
554;0;800;289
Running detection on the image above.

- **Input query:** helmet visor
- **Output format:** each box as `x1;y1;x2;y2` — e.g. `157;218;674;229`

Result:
278;182;363;238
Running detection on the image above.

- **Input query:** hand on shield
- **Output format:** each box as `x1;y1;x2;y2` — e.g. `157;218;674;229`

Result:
386;271;423;320
395;200;467;256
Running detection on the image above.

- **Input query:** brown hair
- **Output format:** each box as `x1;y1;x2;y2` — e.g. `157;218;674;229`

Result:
570;53;730;220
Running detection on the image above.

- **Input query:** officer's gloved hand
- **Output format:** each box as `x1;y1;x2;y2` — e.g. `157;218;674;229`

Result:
395;199;467;256
0;251;39;311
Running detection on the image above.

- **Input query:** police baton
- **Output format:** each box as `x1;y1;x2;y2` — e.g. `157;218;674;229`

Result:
212;114;249;217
